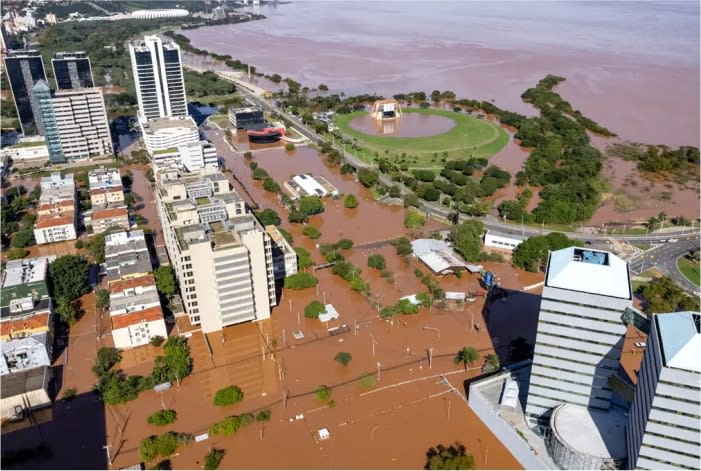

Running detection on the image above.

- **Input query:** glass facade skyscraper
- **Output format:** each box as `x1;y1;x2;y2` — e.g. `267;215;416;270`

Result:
2;50;47;136
51;51;94;90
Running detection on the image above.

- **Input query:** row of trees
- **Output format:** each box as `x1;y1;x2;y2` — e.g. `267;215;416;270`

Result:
1;185;41;250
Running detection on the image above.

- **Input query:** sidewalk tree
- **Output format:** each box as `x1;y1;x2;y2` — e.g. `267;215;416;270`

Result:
284;273;318;290
154;266;176;299
302;225;321;239
147;409;177;426
454;347;479;370
214;385;244;406
367;254;386;270
404;211;426;229
343;194;359;208
314;385;332;402
334;352;352;366
255;208;281;226
204;449;225;470
93;347;122;377
482;353;500;373
96;289;110;310
304;300;325;319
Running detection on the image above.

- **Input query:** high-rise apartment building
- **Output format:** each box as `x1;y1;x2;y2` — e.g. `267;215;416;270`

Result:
3;49;47;136
51;87;113;160
51;51;94;90
129;36;187;121
525;247;633;423
33;81;113;162
626;311;700;470
155;167;276;332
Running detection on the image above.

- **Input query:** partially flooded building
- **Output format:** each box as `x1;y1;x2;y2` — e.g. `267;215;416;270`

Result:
155;167;277;333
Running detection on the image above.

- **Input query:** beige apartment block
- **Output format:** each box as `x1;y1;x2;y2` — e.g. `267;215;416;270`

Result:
156;167;276;332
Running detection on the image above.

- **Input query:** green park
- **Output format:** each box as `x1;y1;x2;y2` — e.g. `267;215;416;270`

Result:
333;108;509;167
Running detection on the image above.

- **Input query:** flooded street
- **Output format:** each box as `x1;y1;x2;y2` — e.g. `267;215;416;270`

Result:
183;1;699;147
349;113;456;137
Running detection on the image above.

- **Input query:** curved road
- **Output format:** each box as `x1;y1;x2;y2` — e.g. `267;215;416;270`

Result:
628;238;701;294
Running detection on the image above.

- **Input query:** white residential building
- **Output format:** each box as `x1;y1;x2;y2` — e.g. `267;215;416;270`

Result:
108;274;167;349
34;173;77;244
156;167;277;332
129;35;187;121
84;167;128;233
626;311;700;470
524;247;633;423
141;116;200;155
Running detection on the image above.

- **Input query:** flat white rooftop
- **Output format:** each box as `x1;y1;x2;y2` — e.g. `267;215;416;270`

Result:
293;174;329;197
655;311;701;372
551;404;627;460
546;247;631;299
2;256;55;288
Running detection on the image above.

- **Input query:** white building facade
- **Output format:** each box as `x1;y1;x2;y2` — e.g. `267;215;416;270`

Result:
129;35;187;121
51;87;113;160
484;230;524;251
626;311;700;470
34;173;77;244
525;247;633;423
141;116;200;155
156;167;277;332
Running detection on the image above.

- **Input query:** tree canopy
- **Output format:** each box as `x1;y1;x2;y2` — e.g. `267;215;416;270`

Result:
640;277;699;314
426;443;476;470
49;255;90;303
512;232;576;272
213;385;244;406
284;273;319;290
450;221;484;262
154;265;177;298
255;208;281;226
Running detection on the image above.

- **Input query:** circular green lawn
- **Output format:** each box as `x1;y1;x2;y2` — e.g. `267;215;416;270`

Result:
334;108;508;166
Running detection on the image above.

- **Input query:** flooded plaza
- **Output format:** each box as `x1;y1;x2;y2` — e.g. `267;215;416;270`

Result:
348;113;456;137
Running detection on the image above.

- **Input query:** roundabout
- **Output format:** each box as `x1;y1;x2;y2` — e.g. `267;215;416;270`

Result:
334;107;509;167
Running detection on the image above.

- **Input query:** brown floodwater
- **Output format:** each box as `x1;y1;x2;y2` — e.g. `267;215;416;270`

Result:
182;2;699;147
348;113;456;137
588;136;700;225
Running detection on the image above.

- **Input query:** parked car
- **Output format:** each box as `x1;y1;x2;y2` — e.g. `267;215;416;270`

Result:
634;342;647;348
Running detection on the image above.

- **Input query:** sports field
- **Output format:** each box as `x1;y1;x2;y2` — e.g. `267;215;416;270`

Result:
334;108;509;167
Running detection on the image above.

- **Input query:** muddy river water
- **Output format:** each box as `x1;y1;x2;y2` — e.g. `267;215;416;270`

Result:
184;1;699;148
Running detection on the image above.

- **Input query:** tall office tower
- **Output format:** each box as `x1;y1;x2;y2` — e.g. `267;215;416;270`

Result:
129;35;187;121
626;311;700;470
3;50;47;136
33;80;64;164
51;51;94;90
155;167;277;333
524;247;633;423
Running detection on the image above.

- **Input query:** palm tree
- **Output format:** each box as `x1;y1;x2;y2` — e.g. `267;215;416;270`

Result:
454;347;479;371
